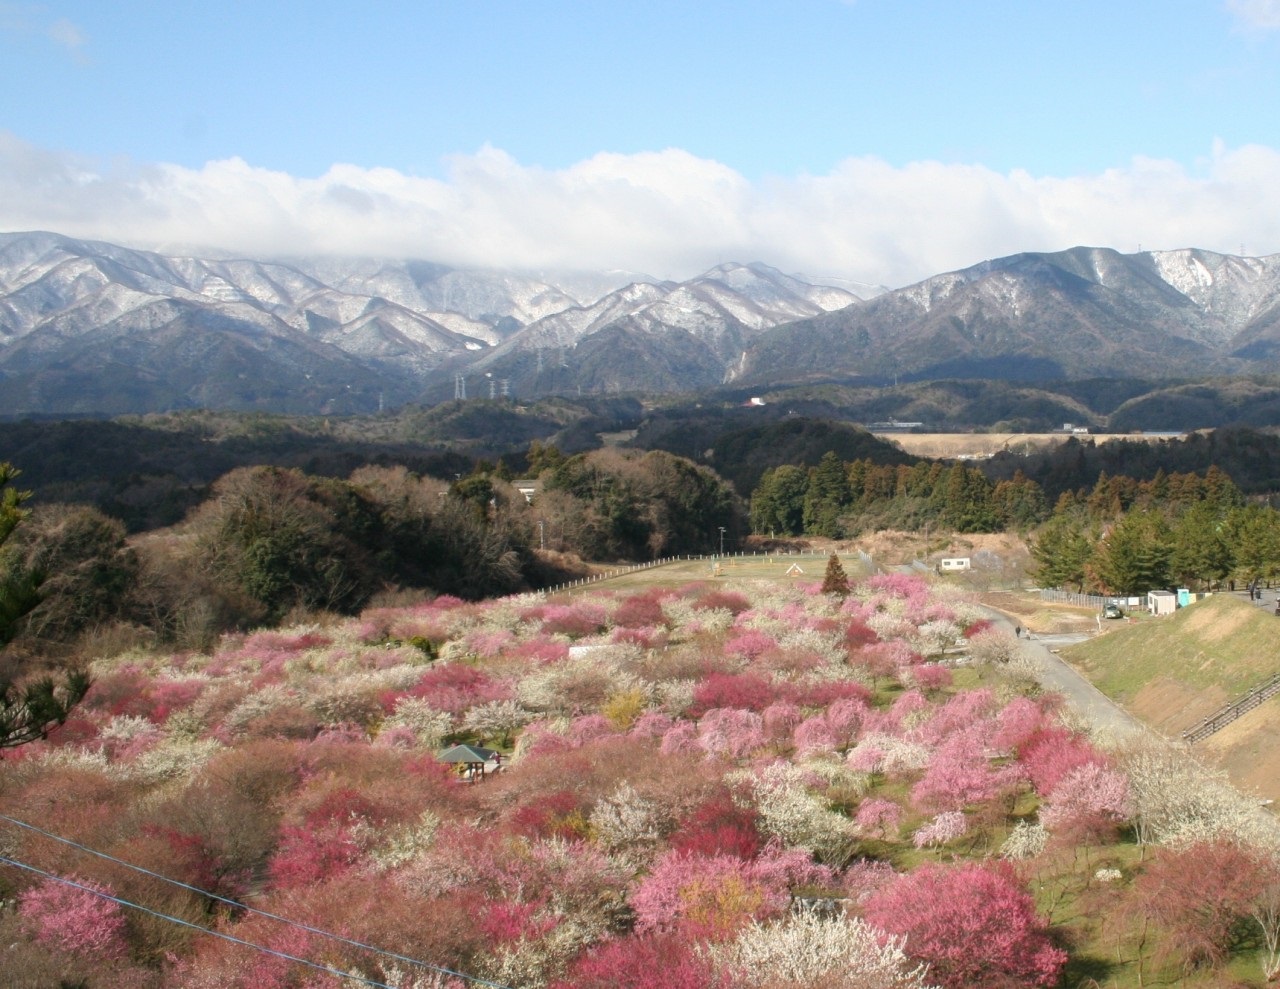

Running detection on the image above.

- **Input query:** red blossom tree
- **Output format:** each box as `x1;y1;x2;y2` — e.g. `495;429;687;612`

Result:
550;933;716;989
1136;839;1265;971
670;791;762;860
1018;726;1107;795
689;672;779;717
864;861;1067;988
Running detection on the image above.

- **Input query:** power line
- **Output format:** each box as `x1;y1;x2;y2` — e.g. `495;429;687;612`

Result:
0;814;514;989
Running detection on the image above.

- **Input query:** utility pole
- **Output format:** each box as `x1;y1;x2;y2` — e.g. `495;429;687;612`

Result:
719;526;726;557
538;519;545;551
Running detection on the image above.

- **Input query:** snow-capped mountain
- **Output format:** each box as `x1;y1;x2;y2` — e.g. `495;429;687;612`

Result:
732;246;1280;386
0;233;867;414
5;233;1280;416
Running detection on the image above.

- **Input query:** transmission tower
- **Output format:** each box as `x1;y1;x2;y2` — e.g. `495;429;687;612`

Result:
454;373;466;400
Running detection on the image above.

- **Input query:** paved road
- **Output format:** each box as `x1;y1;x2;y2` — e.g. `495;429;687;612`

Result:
980;610;1152;740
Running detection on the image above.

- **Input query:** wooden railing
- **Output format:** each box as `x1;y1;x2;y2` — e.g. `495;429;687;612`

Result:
1182;672;1280;744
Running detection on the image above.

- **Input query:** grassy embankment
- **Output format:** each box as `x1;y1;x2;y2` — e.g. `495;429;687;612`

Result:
1062;593;1280;802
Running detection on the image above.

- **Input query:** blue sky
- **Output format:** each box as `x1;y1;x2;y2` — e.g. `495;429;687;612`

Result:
3;0;1280;286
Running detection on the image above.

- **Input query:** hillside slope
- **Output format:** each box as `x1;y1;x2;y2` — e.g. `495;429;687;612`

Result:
1061;593;1280;799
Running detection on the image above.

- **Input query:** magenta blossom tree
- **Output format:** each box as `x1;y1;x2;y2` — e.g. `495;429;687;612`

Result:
864;861;1067;989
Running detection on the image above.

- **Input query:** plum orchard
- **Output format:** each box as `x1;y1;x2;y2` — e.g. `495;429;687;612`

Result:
2;571;1278;987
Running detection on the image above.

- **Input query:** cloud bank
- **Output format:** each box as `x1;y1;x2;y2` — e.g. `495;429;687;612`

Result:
2;132;1279;288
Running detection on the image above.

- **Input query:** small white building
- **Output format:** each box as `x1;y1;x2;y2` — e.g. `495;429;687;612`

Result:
938;557;971;572
512;479;540;503
1147;589;1177;616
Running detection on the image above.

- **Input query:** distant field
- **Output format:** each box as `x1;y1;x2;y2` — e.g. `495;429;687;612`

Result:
556;551;875;595
874;431;1186;460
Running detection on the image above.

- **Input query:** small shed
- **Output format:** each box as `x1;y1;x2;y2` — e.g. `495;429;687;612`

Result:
1147;590;1177;616
938;557;971;572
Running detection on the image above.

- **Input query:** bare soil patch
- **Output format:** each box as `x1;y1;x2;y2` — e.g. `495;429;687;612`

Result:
977;590;1100;635
1129;676;1229;735
1200;698;1280;802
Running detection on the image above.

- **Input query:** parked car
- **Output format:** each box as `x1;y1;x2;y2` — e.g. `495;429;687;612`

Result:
1102;603;1124;619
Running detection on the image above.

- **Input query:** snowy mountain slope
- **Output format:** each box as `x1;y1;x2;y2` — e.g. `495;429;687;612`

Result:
6;232;1280;415
733;246;1280;385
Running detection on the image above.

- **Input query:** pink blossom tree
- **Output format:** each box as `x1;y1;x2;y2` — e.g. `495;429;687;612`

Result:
19;875;129;961
911;726;1020;813
697;708;766;761
1039;761;1131;842
864;861;1067;988
855;797;903;839
550;933;716;989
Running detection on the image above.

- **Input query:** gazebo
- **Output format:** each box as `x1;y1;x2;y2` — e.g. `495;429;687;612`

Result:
438;743;498;782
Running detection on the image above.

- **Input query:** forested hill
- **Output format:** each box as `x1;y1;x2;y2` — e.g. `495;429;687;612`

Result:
984;427;1280;503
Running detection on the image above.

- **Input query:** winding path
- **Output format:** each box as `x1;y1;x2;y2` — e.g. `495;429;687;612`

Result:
980;610;1151;740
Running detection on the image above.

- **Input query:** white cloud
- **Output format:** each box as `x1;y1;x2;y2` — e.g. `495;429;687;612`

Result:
0;5;87;59
46;16;86;51
2;131;1279;288
1227;0;1280;30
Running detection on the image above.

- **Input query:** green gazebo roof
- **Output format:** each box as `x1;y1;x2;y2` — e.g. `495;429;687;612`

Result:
437;743;497;763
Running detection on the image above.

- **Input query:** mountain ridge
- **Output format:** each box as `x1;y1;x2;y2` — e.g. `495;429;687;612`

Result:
4;232;1280;415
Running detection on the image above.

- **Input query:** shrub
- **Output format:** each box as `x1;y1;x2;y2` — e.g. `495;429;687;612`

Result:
692;590;751;615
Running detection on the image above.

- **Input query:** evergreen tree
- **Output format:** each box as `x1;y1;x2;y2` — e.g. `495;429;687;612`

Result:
0;464;39;647
992;470;1049;530
802;452;852;538
1029;515;1094;592
1169;500;1232;590
1090;510;1172;595
821;552;851;597
749;465;808;536
1225;504;1280;587
939;465;999;533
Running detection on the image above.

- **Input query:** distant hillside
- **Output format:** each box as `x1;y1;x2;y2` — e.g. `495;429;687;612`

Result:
628;408;916;496
0;398;634;530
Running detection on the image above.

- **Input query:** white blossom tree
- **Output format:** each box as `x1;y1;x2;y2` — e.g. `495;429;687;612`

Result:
718;912;938;988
